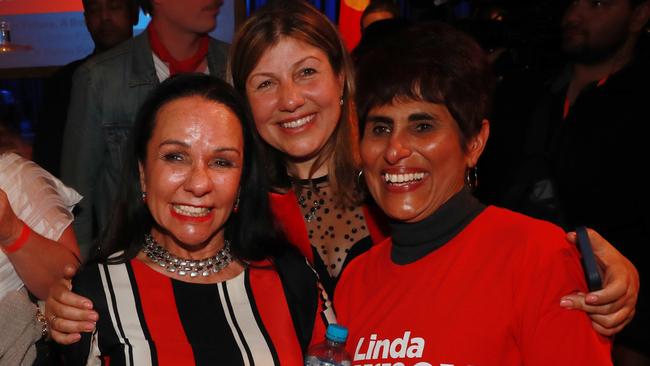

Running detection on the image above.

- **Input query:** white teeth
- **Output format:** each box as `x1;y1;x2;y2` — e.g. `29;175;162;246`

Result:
280;115;314;129
172;204;211;217
383;172;425;184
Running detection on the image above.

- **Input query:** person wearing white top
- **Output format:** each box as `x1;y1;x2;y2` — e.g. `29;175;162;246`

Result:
0;151;82;364
0;152;81;300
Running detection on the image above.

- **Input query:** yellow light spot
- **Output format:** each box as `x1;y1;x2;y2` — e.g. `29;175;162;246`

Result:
344;0;370;11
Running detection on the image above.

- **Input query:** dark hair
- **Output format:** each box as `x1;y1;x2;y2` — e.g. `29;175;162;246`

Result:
352;17;412;65
96;74;282;263
356;22;495;149
229;0;362;207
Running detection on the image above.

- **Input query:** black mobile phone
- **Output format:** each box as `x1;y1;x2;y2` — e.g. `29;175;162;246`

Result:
575;226;603;291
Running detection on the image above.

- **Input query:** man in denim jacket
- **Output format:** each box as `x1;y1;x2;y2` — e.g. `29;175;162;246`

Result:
61;0;229;260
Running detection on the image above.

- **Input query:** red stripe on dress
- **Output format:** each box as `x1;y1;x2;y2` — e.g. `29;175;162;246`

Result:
131;259;195;365
248;264;304;365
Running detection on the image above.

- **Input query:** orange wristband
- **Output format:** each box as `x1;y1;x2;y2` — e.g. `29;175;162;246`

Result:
2;222;30;254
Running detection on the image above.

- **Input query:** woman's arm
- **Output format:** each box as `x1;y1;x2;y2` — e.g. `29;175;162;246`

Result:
0;189;80;300
561;228;639;336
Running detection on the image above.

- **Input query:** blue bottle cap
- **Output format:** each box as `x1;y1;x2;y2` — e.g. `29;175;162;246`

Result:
326;324;348;343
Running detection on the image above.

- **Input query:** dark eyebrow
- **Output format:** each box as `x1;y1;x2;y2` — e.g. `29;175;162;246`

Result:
294;55;323;66
408;112;437;122
366;115;393;125
159;140;241;156
160;139;189;148
214;147;242;156
248;56;323;80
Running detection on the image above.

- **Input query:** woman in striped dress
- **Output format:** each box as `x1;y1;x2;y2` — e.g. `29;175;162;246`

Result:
62;74;329;365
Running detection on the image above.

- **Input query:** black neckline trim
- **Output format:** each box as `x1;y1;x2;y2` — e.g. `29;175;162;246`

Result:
288;174;329;187
390;188;485;265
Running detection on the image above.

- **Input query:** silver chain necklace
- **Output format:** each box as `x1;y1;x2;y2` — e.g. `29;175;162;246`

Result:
143;234;233;277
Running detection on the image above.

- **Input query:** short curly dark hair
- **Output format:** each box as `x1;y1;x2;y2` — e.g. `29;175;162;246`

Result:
356;22;495;150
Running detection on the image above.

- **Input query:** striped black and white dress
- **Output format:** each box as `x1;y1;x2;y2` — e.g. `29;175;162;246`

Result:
64;252;333;366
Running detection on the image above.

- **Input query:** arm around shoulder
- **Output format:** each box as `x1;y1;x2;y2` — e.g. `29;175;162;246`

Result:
516;225;612;365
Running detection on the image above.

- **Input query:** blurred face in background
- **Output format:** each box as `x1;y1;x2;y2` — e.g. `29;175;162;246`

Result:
84;0;138;52
561;0;637;63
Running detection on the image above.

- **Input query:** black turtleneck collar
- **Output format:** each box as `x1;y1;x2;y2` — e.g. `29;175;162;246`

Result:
390;188;486;265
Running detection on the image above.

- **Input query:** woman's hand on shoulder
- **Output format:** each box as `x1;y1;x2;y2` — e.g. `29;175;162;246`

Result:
561;228;639;336
46;264;99;344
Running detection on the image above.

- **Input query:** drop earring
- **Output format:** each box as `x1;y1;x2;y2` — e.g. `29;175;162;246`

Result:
233;190;240;213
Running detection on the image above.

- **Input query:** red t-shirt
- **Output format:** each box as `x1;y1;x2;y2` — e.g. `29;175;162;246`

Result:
335;206;612;366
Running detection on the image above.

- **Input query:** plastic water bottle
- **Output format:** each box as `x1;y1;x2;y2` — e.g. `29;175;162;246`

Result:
305;324;352;366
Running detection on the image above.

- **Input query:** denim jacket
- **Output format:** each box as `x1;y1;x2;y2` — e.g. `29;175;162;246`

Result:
60;32;229;259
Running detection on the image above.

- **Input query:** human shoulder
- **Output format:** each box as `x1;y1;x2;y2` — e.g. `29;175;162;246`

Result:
78;38;136;73
72;35;148;87
475;207;582;287
477;206;569;249
73;252;133;292
49;57;89;84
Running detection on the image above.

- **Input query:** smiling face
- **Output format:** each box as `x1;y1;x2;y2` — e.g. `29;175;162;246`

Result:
139;95;243;255
245;36;344;173
360;99;488;223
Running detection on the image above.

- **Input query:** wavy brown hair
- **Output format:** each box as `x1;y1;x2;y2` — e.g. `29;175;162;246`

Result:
229;0;362;207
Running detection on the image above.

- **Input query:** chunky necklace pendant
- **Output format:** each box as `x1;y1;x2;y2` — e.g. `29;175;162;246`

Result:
143;234;233;277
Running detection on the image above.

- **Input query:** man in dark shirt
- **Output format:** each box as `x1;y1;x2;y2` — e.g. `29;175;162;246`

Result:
33;0;139;177
508;0;650;363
